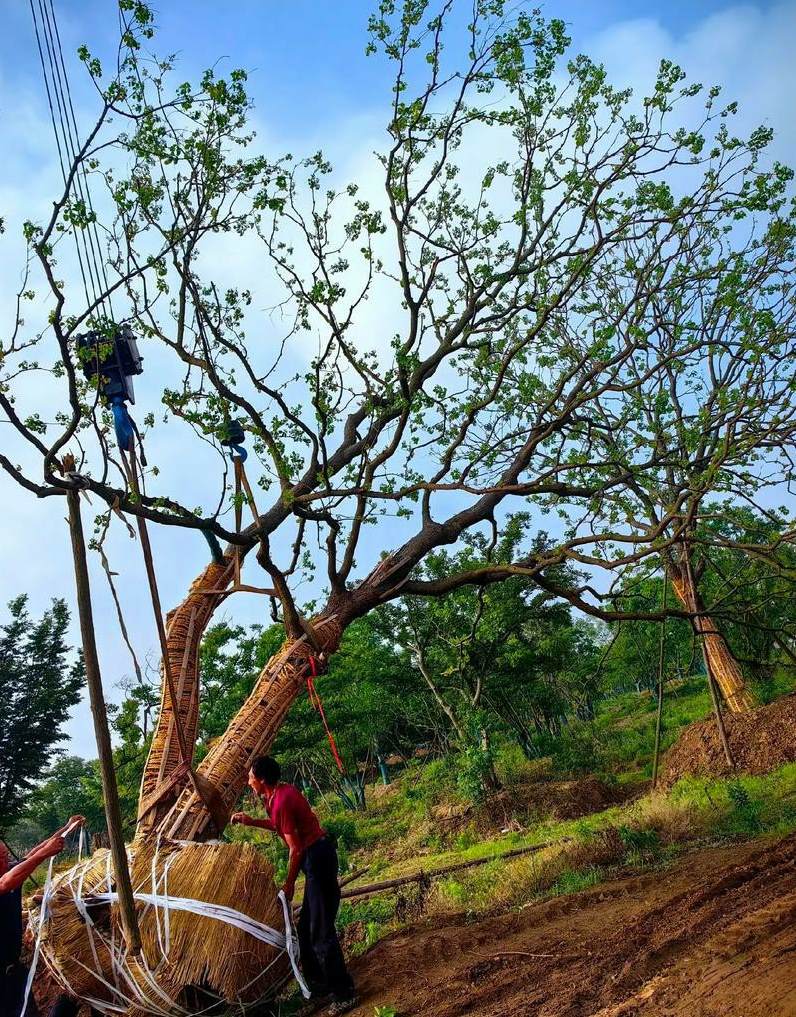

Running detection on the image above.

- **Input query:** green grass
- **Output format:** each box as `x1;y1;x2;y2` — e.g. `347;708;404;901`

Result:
274;677;796;958
243;678;795;957
547;866;602;897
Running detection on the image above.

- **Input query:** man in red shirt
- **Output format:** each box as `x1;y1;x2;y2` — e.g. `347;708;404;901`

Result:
231;756;357;1016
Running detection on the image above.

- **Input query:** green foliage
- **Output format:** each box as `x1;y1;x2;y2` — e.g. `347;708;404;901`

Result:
23;756;107;835
616;825;662;865
726;780;763;834
0;596;83;833
548;867;601;897
546;722;606;776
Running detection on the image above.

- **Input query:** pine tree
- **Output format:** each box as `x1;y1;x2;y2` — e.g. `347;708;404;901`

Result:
0;595;83;832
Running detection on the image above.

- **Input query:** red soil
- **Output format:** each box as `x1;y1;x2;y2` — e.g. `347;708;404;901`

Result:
349;833;796;1017
661;692;796;788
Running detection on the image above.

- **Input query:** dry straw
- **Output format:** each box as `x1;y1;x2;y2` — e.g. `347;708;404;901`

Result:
31;839;293;1015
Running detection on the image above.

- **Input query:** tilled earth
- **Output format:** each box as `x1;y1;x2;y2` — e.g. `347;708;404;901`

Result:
349;833;796;1016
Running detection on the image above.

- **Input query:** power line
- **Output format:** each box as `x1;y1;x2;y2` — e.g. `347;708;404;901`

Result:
36;0;108;317
29;0;95;311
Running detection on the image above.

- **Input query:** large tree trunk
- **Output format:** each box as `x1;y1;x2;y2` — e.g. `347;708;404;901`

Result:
669;564;755;714
154;612;345;842
137;554;239;833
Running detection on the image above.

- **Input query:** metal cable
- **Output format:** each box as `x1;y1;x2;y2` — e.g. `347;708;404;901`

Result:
29;0;94;310
36;0;108;317
44;0;116;318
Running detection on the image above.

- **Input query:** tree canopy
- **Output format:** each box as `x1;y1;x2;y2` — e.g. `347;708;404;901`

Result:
2;0;794;639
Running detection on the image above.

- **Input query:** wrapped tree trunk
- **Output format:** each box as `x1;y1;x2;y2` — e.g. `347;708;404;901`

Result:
137;554;240;833
669;563;755;714
158;612;344;841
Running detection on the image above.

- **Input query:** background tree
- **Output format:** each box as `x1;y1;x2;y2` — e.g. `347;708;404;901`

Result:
603;577;694;696
550;189;796;712
374;523;601;779
22;755;107;836
0;596;83;833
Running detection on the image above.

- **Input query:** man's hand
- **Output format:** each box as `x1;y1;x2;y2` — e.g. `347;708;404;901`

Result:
280;880;295;901
65;815;86;830
230;812;252;826
39;834;66;858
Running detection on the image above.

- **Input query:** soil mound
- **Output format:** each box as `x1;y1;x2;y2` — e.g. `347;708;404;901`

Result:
660;691;796;788
350;833;796;1016
432;777;637;835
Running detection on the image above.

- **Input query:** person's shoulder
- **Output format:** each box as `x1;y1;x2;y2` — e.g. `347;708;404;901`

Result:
274;783;302;804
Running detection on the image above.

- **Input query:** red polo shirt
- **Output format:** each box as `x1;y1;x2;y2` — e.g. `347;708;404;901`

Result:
263;783;325;852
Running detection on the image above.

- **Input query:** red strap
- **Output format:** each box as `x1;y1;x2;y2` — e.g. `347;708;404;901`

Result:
307;655;345;773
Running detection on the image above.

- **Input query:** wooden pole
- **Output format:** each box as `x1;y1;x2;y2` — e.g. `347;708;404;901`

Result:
339;838;568;901
651;576;668;789
707;668;736;770
66;487;141;952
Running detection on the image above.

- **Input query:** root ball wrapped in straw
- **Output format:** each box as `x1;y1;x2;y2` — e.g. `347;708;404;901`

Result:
30;839;294;1015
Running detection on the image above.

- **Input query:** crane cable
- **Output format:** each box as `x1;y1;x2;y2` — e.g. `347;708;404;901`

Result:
29;0;114;320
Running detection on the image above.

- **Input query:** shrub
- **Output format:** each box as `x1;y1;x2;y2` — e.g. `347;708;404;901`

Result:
550;723;605;775
726;780;763;834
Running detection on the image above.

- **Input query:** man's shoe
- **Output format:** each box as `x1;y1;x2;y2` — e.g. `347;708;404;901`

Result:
325;997;359;1016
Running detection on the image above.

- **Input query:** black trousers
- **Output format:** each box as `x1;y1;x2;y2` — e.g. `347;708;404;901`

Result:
0;963;29;1017
298;838;355;1001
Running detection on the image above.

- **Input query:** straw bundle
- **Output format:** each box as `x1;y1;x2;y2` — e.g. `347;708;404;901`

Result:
32;839;290;1015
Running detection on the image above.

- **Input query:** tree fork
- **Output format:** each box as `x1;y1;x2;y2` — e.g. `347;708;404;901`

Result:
66;486;141;952
158;612;344;841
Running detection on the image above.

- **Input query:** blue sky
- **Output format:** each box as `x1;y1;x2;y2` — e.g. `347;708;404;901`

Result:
1;0;795;760
0;1;787;139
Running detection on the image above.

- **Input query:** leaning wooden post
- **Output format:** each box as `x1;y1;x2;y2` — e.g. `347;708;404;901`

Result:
706;667;736;770
66;485;141;953
651;576;668;789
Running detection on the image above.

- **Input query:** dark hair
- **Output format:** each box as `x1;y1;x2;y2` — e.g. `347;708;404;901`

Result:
250;756;281;785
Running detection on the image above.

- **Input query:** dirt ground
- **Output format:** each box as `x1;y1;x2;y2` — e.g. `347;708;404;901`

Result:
349;833;796;1017
661;692;796;787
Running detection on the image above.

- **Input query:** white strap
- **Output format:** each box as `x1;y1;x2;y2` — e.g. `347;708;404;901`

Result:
90;888;311;999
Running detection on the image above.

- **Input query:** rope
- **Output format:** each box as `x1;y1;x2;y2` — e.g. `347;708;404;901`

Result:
306;655;345;773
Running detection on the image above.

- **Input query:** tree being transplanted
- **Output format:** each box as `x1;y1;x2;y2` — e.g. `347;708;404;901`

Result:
0;596;83;833
2;0;796;848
